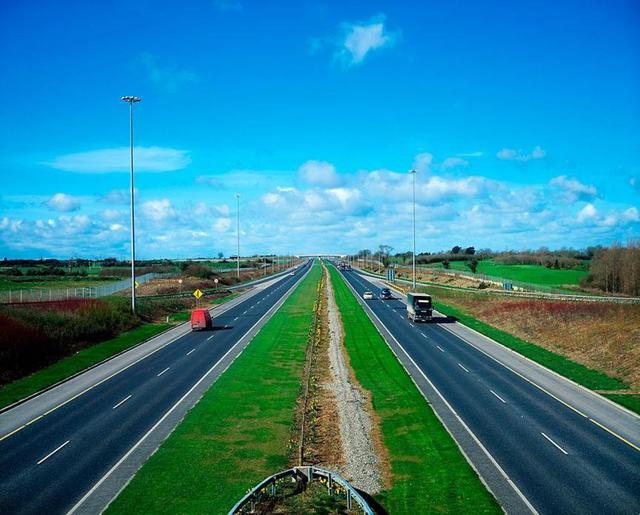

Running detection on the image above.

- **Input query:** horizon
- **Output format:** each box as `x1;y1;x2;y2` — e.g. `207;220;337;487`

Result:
1;0;639;259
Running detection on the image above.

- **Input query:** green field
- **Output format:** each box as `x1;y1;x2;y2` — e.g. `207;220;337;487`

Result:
0;323;170;410
328;265;499;513
422;259;588;287
108;264;321;514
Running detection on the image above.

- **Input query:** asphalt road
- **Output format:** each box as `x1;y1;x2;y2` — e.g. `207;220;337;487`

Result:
341;268;640;515
0;261;311;515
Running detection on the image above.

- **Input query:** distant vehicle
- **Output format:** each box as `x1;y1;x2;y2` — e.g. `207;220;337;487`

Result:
406;293;432;322
290;272;295;276
363;291;374;300
380;287;392;299
191;308;212;331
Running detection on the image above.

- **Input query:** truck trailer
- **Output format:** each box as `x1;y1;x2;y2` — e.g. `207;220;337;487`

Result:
406;293;433;322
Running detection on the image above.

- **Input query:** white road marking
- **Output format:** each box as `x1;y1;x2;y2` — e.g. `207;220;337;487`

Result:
436;345;445;352
206;335;214;341
458;363;470;373
112;395;132;410
421;333;428;339
541;432;568;455
37;440;70;465
242;310;247;315
233;317;238;321
490;390;507;403
157;367;170;377
186;348;196;356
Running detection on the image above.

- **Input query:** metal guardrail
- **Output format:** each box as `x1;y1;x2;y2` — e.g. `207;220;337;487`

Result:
356;268;640;304
228;466;374;514
0;272;177;304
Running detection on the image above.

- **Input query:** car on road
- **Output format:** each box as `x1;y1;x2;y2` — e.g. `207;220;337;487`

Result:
380;287;392;299
191;308;212;331
362;291;374;300
290;272;295;276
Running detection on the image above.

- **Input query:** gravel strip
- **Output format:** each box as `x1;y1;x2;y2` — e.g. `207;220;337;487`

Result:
325;270;383;494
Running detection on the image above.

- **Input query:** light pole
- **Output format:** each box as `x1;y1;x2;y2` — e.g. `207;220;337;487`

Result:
236;193;240;279
410;168;417;290
121;95;141;313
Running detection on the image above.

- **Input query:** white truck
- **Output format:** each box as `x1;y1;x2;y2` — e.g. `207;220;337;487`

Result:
406;292;433;322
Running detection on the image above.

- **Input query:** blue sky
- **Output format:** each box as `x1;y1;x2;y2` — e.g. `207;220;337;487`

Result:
1;0;639;258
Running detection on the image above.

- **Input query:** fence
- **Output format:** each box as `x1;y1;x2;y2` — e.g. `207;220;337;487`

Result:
0;272;178;304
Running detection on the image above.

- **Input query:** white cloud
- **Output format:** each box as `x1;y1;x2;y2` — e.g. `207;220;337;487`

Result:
621;207;639;222
631;177;640;193
298;160;340;186
441;157;469;170
214;204;230;216
46;193;81;212
213;218;232;232
497;145;546;162
549;175;598;203
577;203;597;222
337;16;397;66
109;223;126;232
101;208;124;221
140;199;177;223
137;52;198;91
457;151;483;157
101;189;137;204
412;152;433;174
47;147;191;173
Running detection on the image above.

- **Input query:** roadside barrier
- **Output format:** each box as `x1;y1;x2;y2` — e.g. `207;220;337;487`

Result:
228;465;374;514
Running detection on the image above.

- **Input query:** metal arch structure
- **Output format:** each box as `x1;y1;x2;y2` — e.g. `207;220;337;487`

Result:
228;465;375;514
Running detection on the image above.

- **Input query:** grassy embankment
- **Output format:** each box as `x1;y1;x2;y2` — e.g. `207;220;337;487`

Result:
108;264;322;514
410;284;640;415
422;259;587;287
328;265;499;513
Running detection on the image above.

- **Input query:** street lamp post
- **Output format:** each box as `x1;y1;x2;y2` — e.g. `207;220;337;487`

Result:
121;95;141;314
236;193;240;279
410;168;417;290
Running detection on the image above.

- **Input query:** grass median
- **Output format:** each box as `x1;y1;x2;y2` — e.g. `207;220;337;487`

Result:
328;265;499;513
107;263;322;514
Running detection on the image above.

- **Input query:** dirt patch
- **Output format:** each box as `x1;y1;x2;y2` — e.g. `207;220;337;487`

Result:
323;266;388;494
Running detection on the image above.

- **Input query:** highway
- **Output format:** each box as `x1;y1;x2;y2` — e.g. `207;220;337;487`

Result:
0;261;311;515
339;267;640;514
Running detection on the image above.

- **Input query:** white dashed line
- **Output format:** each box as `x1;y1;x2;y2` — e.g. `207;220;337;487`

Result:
490;390;507;403
541;432;568;455
186;348;196;356
156;367;170;377
421;333;428;339
458;363;470;373
206;335;214;341
436;345;445;352
37;440;70;465
112;394;132;410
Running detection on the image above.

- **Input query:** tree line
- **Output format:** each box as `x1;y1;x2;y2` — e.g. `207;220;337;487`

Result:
582;242;640;295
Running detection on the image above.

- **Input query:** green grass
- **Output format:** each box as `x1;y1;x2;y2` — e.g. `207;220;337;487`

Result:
0;277;118;291
0;323;170;410
108;264;322;514
602;394;640;414
422;260;587;287
328;265;499;513
429;299;629;392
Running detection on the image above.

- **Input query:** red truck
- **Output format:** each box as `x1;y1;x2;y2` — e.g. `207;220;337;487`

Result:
190;308;212;331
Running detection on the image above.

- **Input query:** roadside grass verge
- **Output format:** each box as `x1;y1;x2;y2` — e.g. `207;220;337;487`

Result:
430;300;628;392
328;266;499;513
0;323;170;411
107;264;322;514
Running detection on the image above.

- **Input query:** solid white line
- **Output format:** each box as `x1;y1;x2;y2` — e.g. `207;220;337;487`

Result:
541;432;568;455
37;440;70;465
458;363;470;373
67;264;312;515
112;395;132;409
490;390;507;404
436;345;445;352
156;367;170;377
186;348;196;356
206;335;214;341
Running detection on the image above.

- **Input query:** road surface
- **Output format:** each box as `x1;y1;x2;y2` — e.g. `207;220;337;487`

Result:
340;267;639;514
0;261;311;514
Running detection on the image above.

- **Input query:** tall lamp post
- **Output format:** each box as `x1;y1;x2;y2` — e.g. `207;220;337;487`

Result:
410;168;417;290
121;96;141;313
236;193;240;279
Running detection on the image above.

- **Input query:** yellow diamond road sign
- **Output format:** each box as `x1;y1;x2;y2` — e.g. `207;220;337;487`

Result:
193;289;203;299
134;281;140;289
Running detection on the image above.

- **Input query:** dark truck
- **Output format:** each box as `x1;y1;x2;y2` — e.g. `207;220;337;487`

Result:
406;292;433;322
